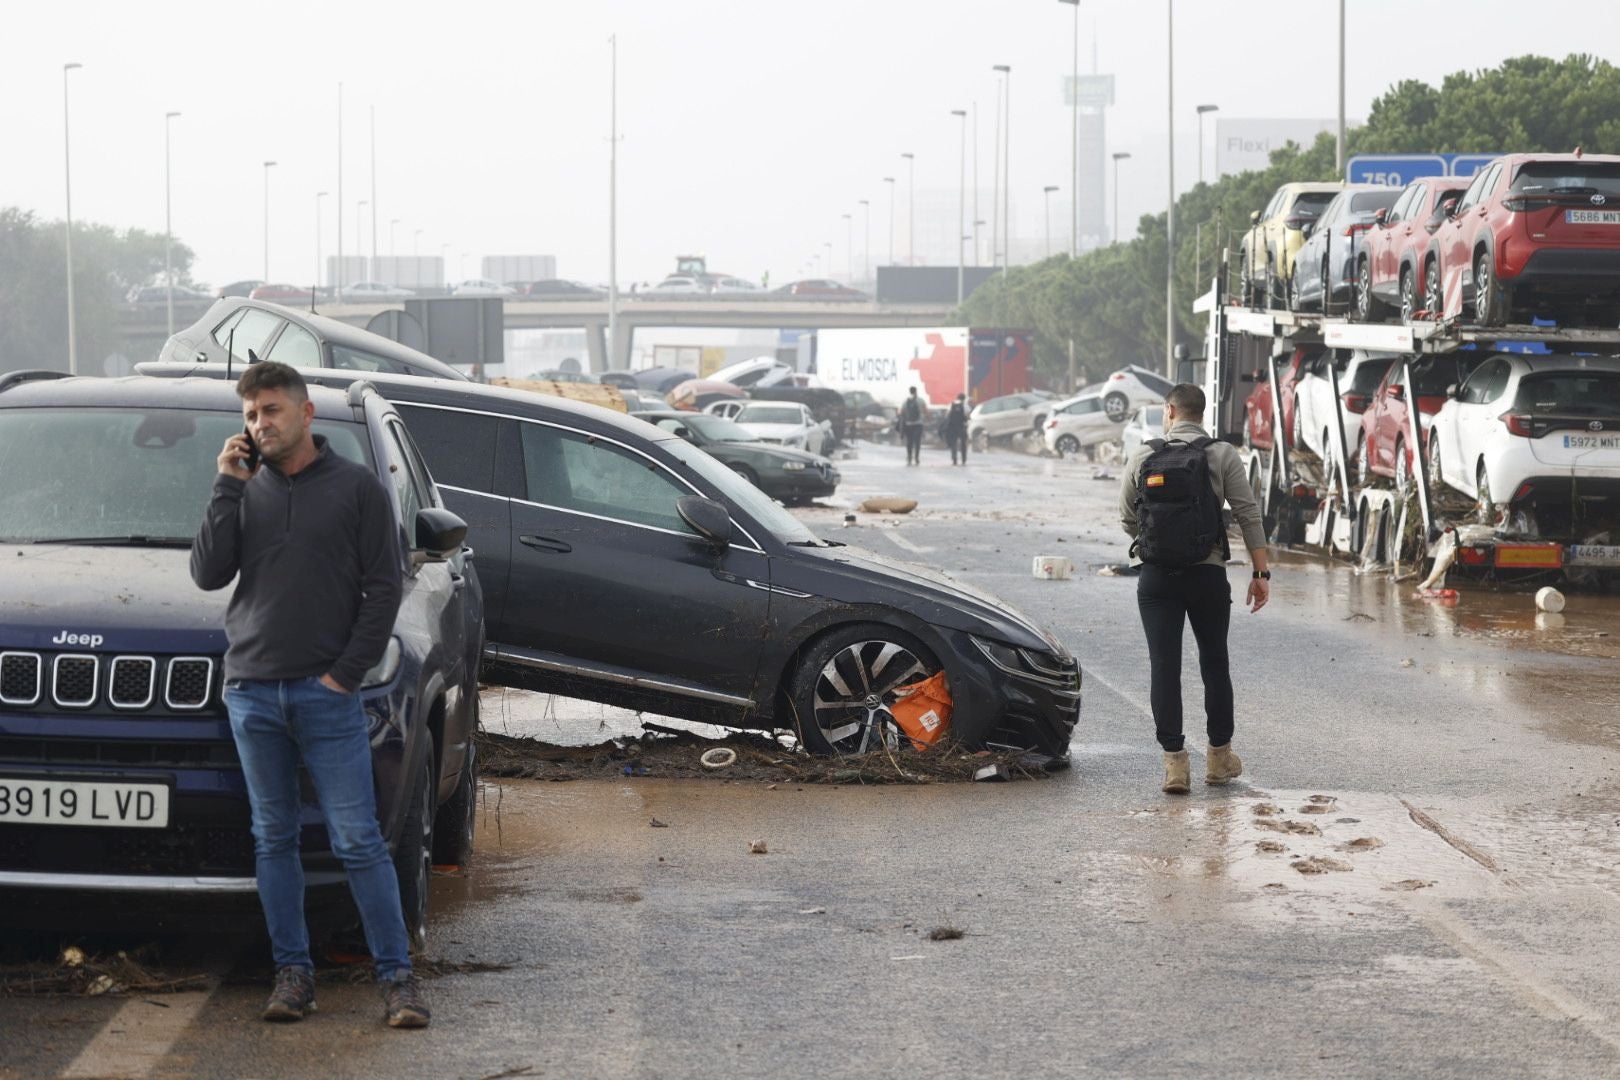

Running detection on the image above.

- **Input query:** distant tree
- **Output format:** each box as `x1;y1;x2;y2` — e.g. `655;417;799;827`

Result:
0;207;195;374
958;54;1620;387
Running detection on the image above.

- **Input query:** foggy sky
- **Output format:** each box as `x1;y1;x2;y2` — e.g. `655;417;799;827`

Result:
4;0;1610;289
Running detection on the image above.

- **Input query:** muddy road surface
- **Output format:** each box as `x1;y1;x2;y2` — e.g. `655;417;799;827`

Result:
6;442;1620;1078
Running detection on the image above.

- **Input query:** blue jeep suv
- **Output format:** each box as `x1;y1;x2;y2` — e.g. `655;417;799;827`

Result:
0;372;481;942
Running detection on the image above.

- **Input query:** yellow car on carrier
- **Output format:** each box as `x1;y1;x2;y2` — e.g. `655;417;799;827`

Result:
1239;182;1344;308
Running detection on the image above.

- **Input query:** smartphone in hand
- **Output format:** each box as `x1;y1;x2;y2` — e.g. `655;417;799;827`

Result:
242;427;260;472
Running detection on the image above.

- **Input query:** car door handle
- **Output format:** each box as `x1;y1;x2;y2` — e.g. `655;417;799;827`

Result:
520;534;572;555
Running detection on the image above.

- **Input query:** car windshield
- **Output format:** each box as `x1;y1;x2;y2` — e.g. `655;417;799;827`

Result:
1511;162;1620;198
1130;368;1176;396
0;408;371;543
736;405;801;424
1062;397;1102;414
1412;355;1485;395
1351;190;1400;213
1350;359;1395;393
1292;192;1337;217
660;437;818;545
673;414;759;442
1514;371;1620;416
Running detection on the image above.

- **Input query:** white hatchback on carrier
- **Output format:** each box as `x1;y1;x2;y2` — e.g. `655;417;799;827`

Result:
1428;353;1620;532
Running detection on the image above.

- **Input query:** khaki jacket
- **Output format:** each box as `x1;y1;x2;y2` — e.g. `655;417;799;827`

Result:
1119;420;1267;568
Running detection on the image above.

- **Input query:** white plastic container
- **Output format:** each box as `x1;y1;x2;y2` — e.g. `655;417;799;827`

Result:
1032;556;1074;580
1535;586;1566;614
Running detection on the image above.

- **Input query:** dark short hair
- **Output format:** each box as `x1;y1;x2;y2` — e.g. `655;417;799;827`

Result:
1166;382;1205;418
236;360;308;402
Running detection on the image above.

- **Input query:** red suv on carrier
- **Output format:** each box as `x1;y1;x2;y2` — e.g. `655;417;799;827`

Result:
1355;177;1466;323
1242;347;1316;451
1425;152;1620;326
1358;353;1486;493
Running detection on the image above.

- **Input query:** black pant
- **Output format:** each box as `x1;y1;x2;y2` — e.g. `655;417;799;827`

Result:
903;425;923;463
946;430;967;463
1136;564;1234;753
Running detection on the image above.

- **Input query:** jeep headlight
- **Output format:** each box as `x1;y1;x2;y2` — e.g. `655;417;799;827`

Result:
780;461;807;471
363;637;402;689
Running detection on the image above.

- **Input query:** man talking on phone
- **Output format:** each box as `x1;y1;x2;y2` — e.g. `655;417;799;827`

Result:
190;361;428;1028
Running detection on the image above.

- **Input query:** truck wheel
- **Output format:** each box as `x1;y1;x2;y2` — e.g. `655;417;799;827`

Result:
394;749;436;953
431;734;477;870
786;625;939;756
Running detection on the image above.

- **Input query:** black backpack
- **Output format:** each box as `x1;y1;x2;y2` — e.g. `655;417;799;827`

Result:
1130;437;1229;568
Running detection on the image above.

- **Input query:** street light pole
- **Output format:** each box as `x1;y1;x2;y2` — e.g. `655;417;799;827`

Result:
1043;186;1059;258
1165;0;1176;377
315;191;327;290
369;105;377;282
1059;0;1079;257
990;72;1002;267
356;200;367;273
995;64;1012;268
263;160;277;283
1336;0;1346;176
62;62;82;376
841;212;853;283
952;109;967;305
858;199;870;286
608;33;619;372
971;101;979;265
336;81;344;298
901;153;915;265
1111;152;1131;242
1196;104;1218;186
882;177;896;268
164;110;181;338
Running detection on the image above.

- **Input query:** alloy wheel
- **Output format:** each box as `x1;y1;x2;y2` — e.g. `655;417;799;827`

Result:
1355;433;1370;489
811;640;930;755
1056;434;1080;456
1356;258;1374;321
1393;438;1410;498
1425;259;1442;319
1427;433;1443;493
1399;269;1416;323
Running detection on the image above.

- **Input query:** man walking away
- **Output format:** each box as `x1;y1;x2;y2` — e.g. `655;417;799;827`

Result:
900;386;925;465
1118;383;1270;795
191;361;430;1028
944;393;969;465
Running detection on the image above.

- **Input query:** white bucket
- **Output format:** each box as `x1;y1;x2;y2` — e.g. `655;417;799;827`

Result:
1032;556;1074;580
1535;586;1566;614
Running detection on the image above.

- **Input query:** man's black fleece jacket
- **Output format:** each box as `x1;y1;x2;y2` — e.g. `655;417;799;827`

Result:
190;436;404;691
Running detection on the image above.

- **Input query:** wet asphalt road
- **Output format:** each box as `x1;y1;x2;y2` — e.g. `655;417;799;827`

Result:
6;439;1620;1079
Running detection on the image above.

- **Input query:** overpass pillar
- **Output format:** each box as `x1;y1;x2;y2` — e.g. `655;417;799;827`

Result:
611;320;634;371
584;320;607;373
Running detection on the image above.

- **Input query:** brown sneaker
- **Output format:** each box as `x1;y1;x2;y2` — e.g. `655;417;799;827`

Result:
1162;750;1191;795
262;966;317;1022
1206;743;1243;785
381;972;431;1029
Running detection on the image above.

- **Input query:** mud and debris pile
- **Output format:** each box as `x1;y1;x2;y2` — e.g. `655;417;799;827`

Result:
0;946;207;997
478;728;1057;785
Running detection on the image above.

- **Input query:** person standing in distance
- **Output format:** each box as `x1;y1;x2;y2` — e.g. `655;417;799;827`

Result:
944;393;969;465
899;386;926;465
190;361;430;1028
1118;383;1270;794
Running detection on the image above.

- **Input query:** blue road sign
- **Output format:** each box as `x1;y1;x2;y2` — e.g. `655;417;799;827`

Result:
1346;153;1502;184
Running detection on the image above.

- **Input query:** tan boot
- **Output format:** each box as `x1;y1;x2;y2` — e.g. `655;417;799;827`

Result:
1206;743;1243;785
1162;750;1190;794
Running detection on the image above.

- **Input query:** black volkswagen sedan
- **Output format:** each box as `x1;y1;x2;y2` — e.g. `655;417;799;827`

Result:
140;363;1082;759
633;409;839;505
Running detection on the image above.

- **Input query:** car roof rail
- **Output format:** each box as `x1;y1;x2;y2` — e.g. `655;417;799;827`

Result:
346;380;377;408
0;369;72;395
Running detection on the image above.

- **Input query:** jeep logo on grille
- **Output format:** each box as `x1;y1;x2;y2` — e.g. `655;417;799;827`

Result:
1593;194;1608;206
1591;421;1606;431
52;630;104;649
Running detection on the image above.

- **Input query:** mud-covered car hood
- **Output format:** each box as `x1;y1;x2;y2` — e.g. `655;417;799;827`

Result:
0;545;227;653
779;541;1067;656
738;422;810;442
714;441;830;468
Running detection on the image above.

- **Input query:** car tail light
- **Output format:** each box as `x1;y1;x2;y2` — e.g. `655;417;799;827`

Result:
1500;412;1535;437
1501;195;1531;212
1457;546;1490;566
1109;372;1127;381
1341;391;1370;413
1046;419;1058;429
1513;482;1535;502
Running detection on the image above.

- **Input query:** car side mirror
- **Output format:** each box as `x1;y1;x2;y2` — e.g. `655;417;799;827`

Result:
673;425;693;440
1387;384;1405;402
1446;383;1461;400
414;507;468;562
1250;210;1262;225
1374;208;1389;227
677;495;733;549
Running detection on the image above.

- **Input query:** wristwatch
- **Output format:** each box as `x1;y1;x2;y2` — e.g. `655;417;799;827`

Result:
1252;570;1272;580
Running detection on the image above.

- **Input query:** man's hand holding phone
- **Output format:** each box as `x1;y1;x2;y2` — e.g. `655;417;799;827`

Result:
218;431;258;481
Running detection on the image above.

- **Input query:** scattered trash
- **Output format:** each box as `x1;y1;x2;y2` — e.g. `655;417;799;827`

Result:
973;764;1010;782
1384;879;1435;892
1090;467;1116;481
1291;856;1353;875
1338;837;1384;851
1251;803;1281;817
842;513;858;527
1399;658;1416;668
1031;555;1075;580
1260;883;1289;893
890;955;926;962
1416;587;1460;601
1095;563;1141;577
1535;586;1566;614
1305;794;1336;804
798;907;827;915
1415;529;1457;592
649;818;669;828
858;497;918;515
699;747;738;770
749;840;769;855
1299;803;1336;815
61;947;86;968
1255;819;1321;836
1255;840;1287;854
927;926;965;941
0;948;210;998
622;764;648;776
891;671;953;750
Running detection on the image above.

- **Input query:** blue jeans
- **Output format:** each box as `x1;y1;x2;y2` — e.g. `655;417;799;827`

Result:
224;676;411;982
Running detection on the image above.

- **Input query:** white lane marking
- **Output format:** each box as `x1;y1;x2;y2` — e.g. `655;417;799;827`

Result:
881;530;935;555
60;985;214;1079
